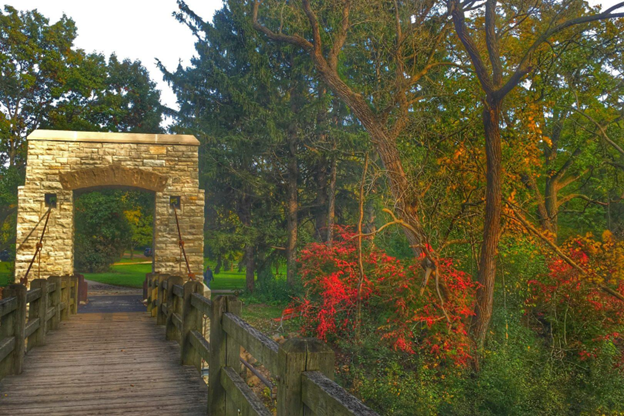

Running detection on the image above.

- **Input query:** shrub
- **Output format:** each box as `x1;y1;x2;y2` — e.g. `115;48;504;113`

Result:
297;226;479;367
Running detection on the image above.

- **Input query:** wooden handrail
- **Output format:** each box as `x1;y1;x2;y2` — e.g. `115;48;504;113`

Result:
172;284;184;298
222;312;279;375
0;275;79;381
303;371;380;416
146;273;379;416
0;298;17;318
190;293;212;318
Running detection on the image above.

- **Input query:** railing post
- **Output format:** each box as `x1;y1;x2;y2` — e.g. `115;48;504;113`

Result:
181;279;203;370
146;273;154;315
48;276;62;330
70;275;79;314
60;276;71;321
0;285;26;377
208;295;242;415
156;274;168;325
29;279;48;351
276;338;335;416
208;296;226;415
165;276;184;342
225;296;242;416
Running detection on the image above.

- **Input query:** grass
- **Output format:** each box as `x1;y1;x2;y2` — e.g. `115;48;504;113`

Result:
0;262;13;287
83;263;152;287
84;257;248;290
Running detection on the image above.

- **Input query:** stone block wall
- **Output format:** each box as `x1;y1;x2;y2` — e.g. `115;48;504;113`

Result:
15;131;205;284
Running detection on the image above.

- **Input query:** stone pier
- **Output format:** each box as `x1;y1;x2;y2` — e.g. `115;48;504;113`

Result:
15;130;204;283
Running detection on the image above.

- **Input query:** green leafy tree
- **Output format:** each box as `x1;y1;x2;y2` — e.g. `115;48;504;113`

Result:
74;191;132;273
163;0;364;291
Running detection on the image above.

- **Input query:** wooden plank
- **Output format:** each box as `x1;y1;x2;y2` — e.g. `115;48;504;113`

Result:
2;285;26;378
223;312;279;375
29;279;48;351
189;330;210;362
0;337;15;362
209;296;227;415
191;292;213;319
172;284;184;298
172;313;183;332
302;371;379;416
225;297;243;416
220;366;272;416
181;281;204;370
60;277;71;321
45;307;55;322
24;318;40;339
26;288;41;304
165;276;184;343
0;311;208;415
0;297;17;318
47;276;62;330
47;283;56;293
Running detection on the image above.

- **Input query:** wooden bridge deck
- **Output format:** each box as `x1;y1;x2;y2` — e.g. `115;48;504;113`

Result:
0;312;208;415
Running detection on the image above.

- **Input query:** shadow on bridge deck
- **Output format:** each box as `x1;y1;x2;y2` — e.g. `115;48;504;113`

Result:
0;309;208;415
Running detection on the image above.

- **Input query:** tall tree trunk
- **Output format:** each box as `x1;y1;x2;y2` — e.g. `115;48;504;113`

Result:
544;178;559;237
215;255;222;274
314;60;429;260
286;132;298;286
315;158;328;241
471;101;503;349
238;191;255;292
245;245;255;292
327;144;337;247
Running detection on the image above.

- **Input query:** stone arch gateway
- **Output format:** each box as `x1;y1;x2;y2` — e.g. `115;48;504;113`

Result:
15;130;205;283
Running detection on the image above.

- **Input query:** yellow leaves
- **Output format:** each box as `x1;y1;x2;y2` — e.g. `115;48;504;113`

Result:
541;136;552;147
123;207;141;226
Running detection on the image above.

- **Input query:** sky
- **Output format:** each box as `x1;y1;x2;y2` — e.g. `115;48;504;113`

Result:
9;0;623;112
12;0;223;110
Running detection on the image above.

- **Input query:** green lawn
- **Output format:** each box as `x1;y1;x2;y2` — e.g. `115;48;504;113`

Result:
84;258;247;290
0;262;13;287
83;263;152;287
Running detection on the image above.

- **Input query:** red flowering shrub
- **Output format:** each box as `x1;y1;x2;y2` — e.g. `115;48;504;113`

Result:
527;232;624;365
297;226;479;367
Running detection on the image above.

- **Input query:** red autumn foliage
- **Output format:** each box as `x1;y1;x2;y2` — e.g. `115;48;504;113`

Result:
527;233;624;365
296;226;479;367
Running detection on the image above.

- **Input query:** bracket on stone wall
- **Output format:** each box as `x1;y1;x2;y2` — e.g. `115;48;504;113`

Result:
45;193;57;208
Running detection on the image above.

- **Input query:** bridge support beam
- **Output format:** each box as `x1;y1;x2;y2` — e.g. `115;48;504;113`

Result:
48;276;62;330
0;285;26;378
277;338;335;416
181;280;204;371
29;279;48;351
166;276;184;342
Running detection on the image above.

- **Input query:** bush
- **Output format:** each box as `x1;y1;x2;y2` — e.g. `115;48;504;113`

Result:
297;226;479;367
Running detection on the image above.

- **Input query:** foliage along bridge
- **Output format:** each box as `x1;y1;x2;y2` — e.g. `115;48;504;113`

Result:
0;130;377;415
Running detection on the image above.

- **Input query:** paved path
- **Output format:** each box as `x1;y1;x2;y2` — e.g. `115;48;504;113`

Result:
0;312;208;415
80;280;144;314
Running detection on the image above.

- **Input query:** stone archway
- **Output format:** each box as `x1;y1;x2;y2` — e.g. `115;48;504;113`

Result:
15;130;205;283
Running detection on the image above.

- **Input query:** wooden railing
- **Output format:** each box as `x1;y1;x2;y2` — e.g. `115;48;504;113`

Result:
0;275;79;380
146;273;379;416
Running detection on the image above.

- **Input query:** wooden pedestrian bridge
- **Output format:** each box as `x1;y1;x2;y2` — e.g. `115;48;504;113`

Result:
0;274;377;415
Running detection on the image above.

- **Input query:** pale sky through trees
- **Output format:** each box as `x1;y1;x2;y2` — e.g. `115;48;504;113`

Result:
11;0;222;112
9;0;621;114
